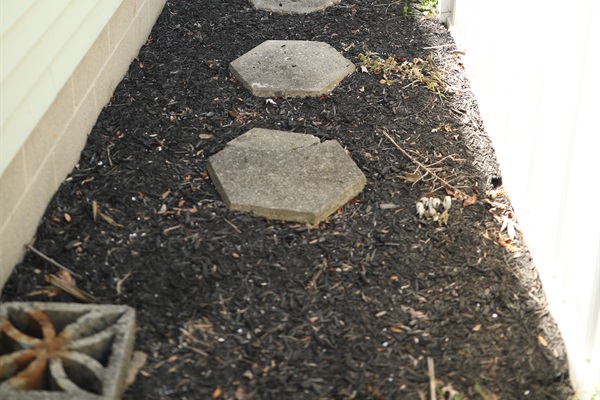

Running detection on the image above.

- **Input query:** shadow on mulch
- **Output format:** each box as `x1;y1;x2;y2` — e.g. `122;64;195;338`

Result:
2;1;574;399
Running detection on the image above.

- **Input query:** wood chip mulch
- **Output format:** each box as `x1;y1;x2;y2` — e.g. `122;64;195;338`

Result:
2;1;574;399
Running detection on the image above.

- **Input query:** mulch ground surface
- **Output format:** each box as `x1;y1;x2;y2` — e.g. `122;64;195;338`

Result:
2;1;574;399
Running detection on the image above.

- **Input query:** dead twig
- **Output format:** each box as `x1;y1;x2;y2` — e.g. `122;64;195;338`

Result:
380;128;468;199
179;339;209;357
306;259;327;289
223;218;242;234
26;244;82;278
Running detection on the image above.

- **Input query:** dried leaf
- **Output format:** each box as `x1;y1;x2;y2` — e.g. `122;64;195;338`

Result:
401;172;420;183
55;269;74;285
438;209;449;226
125;351;148;386
235;387;248;400
442;183;457;198
497;237;520;252
463;194;477;206
400;305;427;320
507;221;516;240
441;383;461;399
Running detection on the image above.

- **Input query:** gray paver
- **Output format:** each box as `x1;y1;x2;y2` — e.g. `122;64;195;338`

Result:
0;302;136;400
249;0;341;14
230;40;355;97
207;128;366;225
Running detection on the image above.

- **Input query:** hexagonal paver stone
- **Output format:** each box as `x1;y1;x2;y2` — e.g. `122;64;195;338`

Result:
249;0;341;14
207;128;366;225
230;40;354;97
0;302;136;400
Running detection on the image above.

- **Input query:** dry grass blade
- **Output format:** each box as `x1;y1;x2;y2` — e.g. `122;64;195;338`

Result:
116;272;133;295
98;211;124;228
92;200;98;222
427;357;436;400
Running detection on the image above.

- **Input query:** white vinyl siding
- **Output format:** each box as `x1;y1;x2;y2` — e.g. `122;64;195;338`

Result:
0;0;121;174
0;0;166;288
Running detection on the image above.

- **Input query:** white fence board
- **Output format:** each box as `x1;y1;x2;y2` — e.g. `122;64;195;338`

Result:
443;0;600;394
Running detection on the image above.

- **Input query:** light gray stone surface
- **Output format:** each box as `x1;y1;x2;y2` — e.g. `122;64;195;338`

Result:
249;0;341;14
208;128;366;224
0;302;136;400
230;40;354;97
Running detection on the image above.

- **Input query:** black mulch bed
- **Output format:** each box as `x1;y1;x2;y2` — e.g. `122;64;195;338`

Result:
2;1;574;399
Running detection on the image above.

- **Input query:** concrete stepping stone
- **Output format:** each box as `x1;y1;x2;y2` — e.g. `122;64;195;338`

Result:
207;128;366;225
249;0;341;14
230;40;354;97
0;302;136;400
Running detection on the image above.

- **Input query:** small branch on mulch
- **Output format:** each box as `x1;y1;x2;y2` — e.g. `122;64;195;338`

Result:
379;128;468;199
